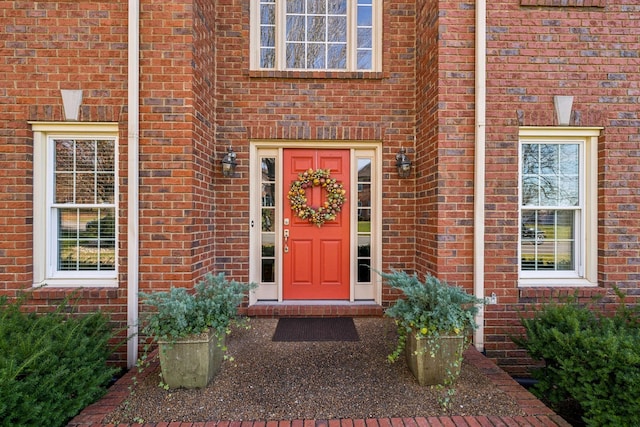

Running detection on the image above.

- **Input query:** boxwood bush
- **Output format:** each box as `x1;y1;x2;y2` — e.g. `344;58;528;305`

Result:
0;294;120;427
514;293;640;426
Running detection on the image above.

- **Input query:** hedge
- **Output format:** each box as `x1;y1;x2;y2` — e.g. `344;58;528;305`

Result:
0;294;120;427
514;293;640;426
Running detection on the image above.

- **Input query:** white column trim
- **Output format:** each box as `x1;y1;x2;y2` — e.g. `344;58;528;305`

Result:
474;0;488;351
127;0;140;369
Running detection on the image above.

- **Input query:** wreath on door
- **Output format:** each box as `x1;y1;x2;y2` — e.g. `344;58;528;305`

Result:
288;168;346;227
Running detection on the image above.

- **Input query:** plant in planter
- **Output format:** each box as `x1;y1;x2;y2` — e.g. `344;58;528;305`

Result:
379;270;482;391
139;273;256;389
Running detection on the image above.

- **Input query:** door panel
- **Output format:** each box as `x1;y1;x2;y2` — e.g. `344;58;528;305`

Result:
320;239;342;283
291;239;313;284
283;149;350;300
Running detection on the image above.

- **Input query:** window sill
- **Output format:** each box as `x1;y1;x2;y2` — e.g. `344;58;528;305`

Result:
518;277;597;287
249;70;384;80
34;278;118;288
520;0;605;7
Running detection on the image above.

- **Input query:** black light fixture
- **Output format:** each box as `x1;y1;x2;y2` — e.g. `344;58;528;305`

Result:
221;146;237;177
395;147;412;178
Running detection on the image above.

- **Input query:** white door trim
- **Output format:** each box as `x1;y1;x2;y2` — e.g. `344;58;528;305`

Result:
248;140;382;305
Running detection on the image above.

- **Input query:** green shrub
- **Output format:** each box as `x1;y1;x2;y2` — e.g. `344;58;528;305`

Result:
514;296;640;426
139;272;257;343
379;270;481;363
0;294;119;427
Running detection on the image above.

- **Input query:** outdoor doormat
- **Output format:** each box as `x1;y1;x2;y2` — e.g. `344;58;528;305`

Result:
272;317;360;342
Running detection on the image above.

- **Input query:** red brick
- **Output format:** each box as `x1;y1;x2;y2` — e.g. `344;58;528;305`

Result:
3;0;640;375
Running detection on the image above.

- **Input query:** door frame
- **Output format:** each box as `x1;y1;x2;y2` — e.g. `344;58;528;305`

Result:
248;140;383;305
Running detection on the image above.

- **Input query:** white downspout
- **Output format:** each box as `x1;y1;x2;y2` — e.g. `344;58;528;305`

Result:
473;0;487;351
126;0;140;369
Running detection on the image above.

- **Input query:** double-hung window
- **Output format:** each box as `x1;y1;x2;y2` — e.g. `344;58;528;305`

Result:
251;0;381;72
31;122;118;287
518;127;599;286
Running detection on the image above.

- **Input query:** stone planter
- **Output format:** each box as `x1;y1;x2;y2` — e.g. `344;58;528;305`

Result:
405;332;465;386
158;328;225;389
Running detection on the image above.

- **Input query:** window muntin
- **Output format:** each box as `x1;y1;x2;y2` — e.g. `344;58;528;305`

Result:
356;157;372;284
53;139;116;272
255;0;379;71
520;139;585;279
520;209;576;272
31;122;118;287
52;138;116;274
57;207;115;271
521;143;579;207
260;157;277;284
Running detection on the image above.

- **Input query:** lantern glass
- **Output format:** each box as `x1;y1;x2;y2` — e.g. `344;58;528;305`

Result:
395;149;412;178
221;148;237;177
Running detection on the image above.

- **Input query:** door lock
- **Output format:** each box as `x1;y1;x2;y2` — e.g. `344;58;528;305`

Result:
283;229;289;253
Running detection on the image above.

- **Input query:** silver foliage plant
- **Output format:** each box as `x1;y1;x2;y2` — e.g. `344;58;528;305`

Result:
139;273;257;343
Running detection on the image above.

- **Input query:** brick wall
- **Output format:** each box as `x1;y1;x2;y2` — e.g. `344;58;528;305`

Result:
0;1;129;362
137;0;197;290
415;0;477;291
1;0;423;362
415;0;440;277
482;0;640;375
136;0;222;289
191;0;218;280
2;0;639;374
0;0;217;364
213;0;419;294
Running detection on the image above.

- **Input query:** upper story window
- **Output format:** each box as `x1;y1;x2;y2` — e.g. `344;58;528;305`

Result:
518;127;600;287
31;122;118;288
251;0;381;72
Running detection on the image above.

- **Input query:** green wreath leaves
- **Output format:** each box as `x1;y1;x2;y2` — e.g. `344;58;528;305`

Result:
288;168;347;227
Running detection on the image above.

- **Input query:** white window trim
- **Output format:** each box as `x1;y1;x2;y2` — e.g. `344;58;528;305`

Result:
518;127;601;288
249;0;382;72
30;122;119;288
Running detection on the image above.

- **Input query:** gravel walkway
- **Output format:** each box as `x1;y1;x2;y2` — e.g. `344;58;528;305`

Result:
105;318;525;424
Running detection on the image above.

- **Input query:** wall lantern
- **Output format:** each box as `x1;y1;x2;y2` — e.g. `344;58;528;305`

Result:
221;147;237;177
395;148;412;178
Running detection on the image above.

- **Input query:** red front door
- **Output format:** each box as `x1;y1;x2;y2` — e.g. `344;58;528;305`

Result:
283;149;350;300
